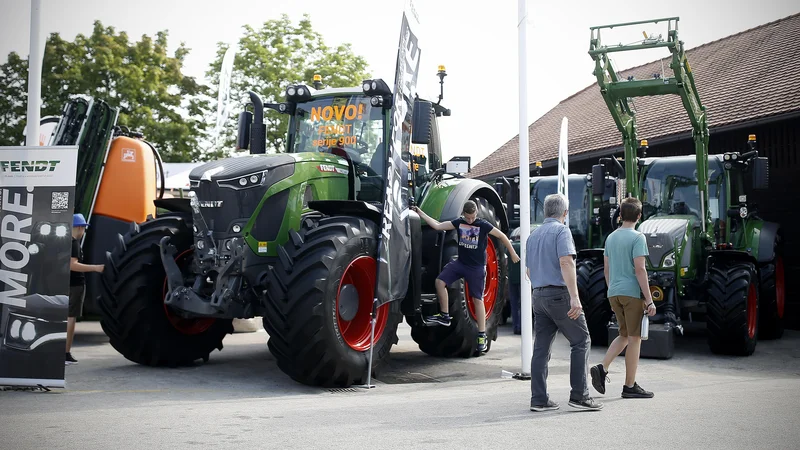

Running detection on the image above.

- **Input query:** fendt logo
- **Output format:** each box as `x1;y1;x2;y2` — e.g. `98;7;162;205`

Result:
0;160;60;172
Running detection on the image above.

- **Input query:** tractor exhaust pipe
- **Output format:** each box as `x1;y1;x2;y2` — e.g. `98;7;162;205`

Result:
248;91;266;155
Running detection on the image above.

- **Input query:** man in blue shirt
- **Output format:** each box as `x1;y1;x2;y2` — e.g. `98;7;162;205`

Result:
590;197;656;399
526;194;602;412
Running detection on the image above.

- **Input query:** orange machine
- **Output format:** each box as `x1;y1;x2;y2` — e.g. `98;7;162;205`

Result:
92;135;158;224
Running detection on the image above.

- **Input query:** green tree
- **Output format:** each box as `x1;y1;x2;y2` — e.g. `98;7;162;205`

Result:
205;14;372;155
0;21;210;162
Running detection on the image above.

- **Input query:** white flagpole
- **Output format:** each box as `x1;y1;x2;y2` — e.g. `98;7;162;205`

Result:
558;117;569;226
518;0;533;377
26;0;43;146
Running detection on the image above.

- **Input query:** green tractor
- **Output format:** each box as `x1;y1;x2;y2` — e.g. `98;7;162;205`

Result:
96;56;510;386
494;166;620;335
585;17;783;358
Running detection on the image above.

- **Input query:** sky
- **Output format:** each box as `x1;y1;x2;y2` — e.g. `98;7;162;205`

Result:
1;0;798;166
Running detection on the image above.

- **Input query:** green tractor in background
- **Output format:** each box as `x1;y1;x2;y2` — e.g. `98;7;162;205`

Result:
494;164;621;336
585;17;784;358
96;43;510;386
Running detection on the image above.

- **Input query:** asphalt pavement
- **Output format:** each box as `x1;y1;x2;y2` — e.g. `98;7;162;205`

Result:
2;319;799;449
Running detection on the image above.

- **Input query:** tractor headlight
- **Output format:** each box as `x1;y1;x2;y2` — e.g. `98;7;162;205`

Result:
40;223;52;235
10;319;22;339
55;225;68;237
218;171;266;190
28;243;40;255
287;86;296;96
21;322;36;342
663;252;676;268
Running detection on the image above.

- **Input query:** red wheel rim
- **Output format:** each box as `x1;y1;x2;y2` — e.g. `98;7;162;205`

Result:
466;237;499;321
162;249;216;335
747;282;757;339
776;256;785;318
336;256;389;351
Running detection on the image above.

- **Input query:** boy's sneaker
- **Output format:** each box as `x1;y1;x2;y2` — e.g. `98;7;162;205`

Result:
476;333;487;352
590;363;609;394
622;382;654;398
65;353;78;365
530;399;559;412
568;397;604;411
426;313;451;326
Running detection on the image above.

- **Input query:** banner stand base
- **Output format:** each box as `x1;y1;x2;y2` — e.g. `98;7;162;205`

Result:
501;369;531;380
355;299;379;391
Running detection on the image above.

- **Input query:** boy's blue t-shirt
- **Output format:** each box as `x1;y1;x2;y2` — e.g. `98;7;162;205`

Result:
604;227;649;298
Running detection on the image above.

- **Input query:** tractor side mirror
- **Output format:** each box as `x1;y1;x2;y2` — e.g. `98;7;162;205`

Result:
445;156;471;174
752;157;769;190
592;164;606;196
412;100;433;145
237;111;252;150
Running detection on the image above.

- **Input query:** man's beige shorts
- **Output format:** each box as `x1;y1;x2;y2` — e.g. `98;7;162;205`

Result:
609;295;645;337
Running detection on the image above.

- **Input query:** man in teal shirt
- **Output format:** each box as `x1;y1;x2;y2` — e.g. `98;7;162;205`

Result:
590;197;656;399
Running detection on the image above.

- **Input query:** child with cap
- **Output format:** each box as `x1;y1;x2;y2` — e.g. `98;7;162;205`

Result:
66;213;104;364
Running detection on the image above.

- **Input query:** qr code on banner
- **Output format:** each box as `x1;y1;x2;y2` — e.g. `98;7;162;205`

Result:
51;191;69;210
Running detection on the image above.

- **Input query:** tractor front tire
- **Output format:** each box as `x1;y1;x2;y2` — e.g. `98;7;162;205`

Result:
706;260;759;356
576;258;611;346
409;196;508;358
263;215;402;388
98;215;233;367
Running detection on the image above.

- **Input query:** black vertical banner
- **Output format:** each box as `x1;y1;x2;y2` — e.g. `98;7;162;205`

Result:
375;1;422;306
0;146;78;388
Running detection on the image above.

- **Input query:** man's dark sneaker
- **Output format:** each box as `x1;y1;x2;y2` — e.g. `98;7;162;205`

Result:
426;313;451;326
530;399;559;412
65;353;78;365
476;333;487;352
622;382;654;399
568;397;604;411
590;363;609;394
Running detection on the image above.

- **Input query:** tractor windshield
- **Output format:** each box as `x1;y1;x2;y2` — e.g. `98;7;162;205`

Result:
531;177;590;248
641;158;723;221
289;94;386;176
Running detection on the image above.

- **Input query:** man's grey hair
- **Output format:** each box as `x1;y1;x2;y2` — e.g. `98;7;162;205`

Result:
544;193;569;218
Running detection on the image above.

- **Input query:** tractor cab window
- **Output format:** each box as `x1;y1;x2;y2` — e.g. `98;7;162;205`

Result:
641;158;722;223
290;94;386;202
531;177;590;249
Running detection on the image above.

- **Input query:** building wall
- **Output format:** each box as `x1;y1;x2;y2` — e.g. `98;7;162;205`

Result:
535;115;800;328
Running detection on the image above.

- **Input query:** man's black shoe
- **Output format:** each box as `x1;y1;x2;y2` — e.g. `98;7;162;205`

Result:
568;397;604;411
590;363;608;394
622;382;654;398
530;399;559;412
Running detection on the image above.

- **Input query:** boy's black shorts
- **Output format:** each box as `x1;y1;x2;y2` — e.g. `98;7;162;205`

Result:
69;285;85;318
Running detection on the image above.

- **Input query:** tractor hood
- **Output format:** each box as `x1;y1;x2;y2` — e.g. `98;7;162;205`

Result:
188;154;297;184
638;216;694;269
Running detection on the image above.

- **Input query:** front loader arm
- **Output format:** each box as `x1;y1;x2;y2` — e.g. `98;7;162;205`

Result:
588;17;711;240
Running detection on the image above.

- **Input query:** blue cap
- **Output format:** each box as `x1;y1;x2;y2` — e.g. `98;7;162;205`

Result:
73;213;89;228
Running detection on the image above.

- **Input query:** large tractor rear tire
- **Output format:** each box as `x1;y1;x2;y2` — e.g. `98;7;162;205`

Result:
758;242;785;340
576;257;611;346
706;260;759;356
409;197;508;358
263;215;402;388
98;215;233;366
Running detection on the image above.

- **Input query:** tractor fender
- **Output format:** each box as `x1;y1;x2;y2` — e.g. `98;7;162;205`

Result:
705;250;758;278
578;248;605;262
154;198;192;215
440;179;509;233
757;221;781;263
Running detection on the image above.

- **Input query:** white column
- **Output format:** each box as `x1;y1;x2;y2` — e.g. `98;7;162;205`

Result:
517;0;533;375
26;0;43;146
